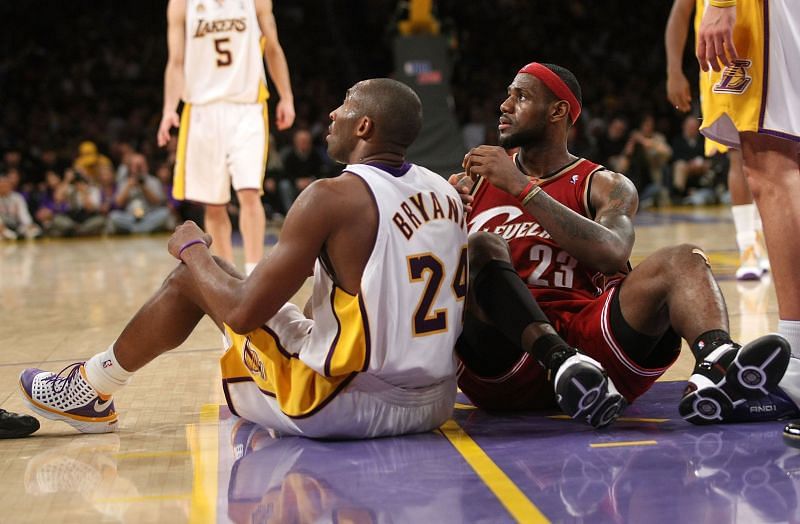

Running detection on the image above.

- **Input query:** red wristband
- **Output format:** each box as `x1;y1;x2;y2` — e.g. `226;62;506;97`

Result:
178;238;208;260
517;179;537;202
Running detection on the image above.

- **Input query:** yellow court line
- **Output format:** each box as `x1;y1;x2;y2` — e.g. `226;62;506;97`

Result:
547;415;669;424
188;404;220;524
439;419;549;523
589;440;658;449
454;402;478;410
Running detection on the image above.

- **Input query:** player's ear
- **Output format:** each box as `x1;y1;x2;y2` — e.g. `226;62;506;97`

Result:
550;100;570;125
355;116;374;138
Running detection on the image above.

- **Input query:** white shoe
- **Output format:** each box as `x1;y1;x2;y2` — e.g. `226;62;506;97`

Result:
736;246;766;281
19;362;118;434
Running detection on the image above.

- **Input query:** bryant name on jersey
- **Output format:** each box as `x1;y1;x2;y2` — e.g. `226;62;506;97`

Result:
392;191;466;240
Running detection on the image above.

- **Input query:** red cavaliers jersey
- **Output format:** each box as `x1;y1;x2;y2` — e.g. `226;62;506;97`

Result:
468;157;625;317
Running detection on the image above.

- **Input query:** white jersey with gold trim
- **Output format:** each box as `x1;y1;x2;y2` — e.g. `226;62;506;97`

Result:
301;162;468;389
219;162;468;438
183;0;266;105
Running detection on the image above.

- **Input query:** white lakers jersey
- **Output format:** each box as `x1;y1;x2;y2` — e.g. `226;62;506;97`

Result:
183;0;267;105
300;163;468;389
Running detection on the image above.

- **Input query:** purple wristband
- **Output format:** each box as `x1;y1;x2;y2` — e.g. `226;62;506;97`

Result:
178;238;208;260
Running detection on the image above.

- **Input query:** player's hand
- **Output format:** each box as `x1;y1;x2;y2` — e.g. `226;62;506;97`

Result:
667;71;692;112
697;5;738;72
448;172;474;214
168;220;213;261
157;111;181;147
275;98;296;131
463;146;527;197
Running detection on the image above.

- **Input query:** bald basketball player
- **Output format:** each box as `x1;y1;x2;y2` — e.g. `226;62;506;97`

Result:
21;79;467;439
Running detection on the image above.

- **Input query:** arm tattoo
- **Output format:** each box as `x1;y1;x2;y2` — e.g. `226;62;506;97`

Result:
605;180;636;214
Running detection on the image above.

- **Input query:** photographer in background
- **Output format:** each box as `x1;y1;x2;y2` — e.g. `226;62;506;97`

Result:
108;153;170;234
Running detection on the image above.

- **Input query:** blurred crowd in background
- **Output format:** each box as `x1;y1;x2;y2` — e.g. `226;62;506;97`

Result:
0;0;726;241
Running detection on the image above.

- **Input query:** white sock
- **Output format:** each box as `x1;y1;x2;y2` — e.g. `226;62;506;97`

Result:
779;356;800;408
731;204;756;253
779;319;800;359
84;344;134;396
245;262;257;276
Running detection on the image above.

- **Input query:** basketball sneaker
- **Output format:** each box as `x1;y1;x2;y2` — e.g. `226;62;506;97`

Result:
550;349;627;429
0;408;39;439
735;245;766;281
723;388;799;423
679;334;790;424
19;362;118;434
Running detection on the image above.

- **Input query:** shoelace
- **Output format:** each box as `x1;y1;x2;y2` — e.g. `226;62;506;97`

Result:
43;362;85;394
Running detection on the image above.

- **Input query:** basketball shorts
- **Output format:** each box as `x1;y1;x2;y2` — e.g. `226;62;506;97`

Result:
173;101;268;205
457;283;681;409
700;0;800;147
220;303;456;439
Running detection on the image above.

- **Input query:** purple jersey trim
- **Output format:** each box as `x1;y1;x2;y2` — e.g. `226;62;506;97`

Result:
365;161;412;177
758;0;770;130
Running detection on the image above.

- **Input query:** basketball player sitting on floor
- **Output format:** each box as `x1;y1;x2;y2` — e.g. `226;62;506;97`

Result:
20;79;468;439
450;62;794;428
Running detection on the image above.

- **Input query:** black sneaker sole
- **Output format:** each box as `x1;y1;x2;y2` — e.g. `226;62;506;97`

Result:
679;385;735;425
680;334;791;425
555;359;626;428
726;334;790;399
589;394;628;429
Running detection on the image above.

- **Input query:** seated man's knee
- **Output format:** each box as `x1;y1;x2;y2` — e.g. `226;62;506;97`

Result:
164;261;192;291
468;231;511;273
662;243;710;271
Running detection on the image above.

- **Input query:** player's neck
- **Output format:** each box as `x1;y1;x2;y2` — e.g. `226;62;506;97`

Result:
517;144;576;180
352;147;406;167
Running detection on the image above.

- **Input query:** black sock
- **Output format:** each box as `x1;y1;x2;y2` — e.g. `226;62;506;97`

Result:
530;334;575;371
691;329;733;360
473;260;553;347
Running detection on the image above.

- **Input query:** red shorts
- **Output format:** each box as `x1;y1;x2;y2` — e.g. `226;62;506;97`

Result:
458;284;681;409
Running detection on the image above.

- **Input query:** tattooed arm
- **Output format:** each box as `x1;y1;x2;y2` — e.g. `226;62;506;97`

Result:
523;170;638;274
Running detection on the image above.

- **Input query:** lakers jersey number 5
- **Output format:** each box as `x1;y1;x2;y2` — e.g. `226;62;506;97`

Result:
184;0;268;105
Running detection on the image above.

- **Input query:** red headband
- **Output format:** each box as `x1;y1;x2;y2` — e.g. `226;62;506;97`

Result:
518;62;581;124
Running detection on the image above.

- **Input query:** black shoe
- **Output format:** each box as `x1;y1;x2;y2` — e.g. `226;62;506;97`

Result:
550;349;627;429
679;334;791;425
0;409;40;438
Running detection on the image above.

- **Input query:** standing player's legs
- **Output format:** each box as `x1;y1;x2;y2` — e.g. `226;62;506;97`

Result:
205;204;234;263
237;188;265;274
229;103;269;275
616;244;790;423
19;258;242;433
176;103;236;264
728;148;768;279
740;132;800;351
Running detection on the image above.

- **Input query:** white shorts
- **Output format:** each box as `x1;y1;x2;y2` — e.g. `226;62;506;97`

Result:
220;303;456;439
173;101;268;205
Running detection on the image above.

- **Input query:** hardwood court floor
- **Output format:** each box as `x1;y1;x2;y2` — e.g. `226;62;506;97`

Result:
0;206;782;523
